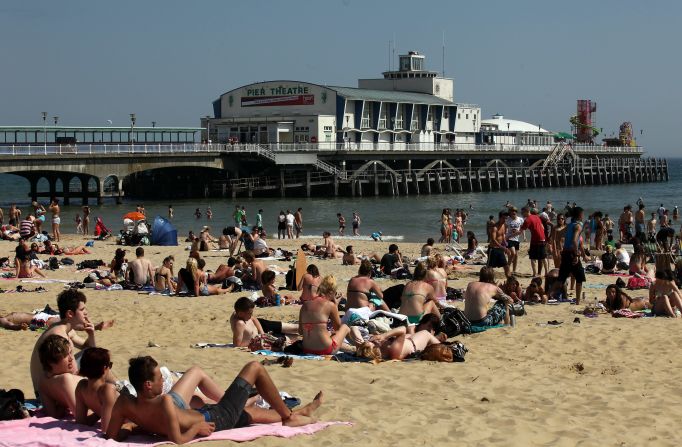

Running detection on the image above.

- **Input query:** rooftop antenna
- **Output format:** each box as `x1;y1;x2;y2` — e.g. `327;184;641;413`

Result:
388;39;391;72
393;33;396;71
442;30;446;77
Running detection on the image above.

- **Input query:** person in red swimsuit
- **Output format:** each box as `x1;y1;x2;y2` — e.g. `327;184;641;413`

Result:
298;275;350;355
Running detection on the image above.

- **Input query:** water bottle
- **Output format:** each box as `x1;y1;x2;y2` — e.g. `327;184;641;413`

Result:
509;305;516;327
581;291;586;305
275;293;281;307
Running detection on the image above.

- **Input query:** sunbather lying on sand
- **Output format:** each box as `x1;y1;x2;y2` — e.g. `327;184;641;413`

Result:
106;356;322;444
357;326;441;361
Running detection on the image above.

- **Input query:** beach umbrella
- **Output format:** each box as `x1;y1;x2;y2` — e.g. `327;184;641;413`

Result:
151;216;178;246
123;211;145;221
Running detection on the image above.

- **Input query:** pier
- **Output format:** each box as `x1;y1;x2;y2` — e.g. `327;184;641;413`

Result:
218;155;668;198
0;142;667;202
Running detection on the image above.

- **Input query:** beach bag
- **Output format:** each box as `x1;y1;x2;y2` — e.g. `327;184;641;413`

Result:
60;257;75;265
626;276;650;290
48;257;59;270
510;301;526;317
285;268;296;291
0;389;27;421
439;308;471;337
77;259;105;270
248;333;285;352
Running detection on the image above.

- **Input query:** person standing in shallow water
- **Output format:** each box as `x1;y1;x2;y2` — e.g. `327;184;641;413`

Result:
82;206;91;235
168;205;174;219
294;208;303;238
49;198;61;242
352;212;360;236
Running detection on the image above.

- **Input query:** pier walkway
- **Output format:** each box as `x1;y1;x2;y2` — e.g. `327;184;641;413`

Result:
0;142;661;202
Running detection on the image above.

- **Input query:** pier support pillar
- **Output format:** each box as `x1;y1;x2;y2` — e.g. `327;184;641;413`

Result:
412;172;420;195
357;180;363;197
305;170;311;197
334;176;339;197
436;173;443;194
476;170;482;191
402;174;409;195
505;168;510;190
425;173;432;194
487;171;492;191
280;171;286;198
446;172;453;193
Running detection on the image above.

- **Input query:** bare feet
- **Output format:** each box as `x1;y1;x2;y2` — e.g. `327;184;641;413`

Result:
282;412;316;427
294;391;323;418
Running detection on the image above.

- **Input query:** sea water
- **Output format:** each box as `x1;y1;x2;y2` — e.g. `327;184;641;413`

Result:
0;159;677;243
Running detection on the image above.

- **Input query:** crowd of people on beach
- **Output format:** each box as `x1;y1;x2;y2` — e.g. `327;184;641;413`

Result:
3;195;682;443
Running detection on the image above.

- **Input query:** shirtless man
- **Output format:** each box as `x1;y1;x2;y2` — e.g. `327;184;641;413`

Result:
241;251;267;290
647;212;657;240
322;232;344;259
337;213;346;236
346;260;388;311
9;204;21;226
230;297;299;347
76;348;225;433
488;211;511;278
635;204;646;239
421;238;435;258
342;245;359;265
126;247;155;287
294;208;303;238
82;206;91;235
463;267;512;326
49;198;61;242
30;289;100;417
618;205;633;241
106;357;321;443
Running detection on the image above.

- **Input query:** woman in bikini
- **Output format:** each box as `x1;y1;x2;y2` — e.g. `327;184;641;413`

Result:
298;275;351;355
605;284;649;312
399;262;440;330
499;275;523;303
346;260;387;311
357;326;442;361
298;264;321;302
425;256;447;303
649;269;682;317
155;256;176;293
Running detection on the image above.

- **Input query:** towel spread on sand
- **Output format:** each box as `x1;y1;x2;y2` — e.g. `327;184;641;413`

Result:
469;324;506;333
0;417;350;446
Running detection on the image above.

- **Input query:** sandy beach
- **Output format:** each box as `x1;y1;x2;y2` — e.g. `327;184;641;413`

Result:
0;233;680;446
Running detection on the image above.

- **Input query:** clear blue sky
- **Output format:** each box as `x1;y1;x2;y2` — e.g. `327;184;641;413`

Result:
1;0;679;155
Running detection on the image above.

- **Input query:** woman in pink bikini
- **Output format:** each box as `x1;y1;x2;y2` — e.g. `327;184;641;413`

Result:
298;275;350;355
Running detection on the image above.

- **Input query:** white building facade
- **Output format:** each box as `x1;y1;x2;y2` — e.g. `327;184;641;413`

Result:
206;51;482;149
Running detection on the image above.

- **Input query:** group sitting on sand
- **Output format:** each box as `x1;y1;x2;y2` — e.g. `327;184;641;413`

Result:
5;197;682;446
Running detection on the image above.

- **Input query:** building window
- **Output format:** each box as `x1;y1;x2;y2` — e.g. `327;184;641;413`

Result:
378;105;388;130
361;103;372;129
443;108;449;119
395;105;404;129
457;113;461;119
427;107;433;123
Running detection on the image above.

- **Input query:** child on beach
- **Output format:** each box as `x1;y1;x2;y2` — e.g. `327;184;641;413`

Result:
75;214;83;234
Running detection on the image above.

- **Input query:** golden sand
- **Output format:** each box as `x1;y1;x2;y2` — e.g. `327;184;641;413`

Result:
0;234;679;446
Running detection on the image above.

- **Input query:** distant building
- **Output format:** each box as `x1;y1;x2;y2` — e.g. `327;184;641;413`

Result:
206;51;481;148
479;114;553;146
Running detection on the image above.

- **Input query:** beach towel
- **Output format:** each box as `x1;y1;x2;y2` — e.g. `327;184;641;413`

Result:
251;350;325;360
469;323;506;333
612;309;644;318
0;417;350;446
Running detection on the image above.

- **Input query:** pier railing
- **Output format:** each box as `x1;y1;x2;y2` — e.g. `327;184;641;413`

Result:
0;142;643;156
